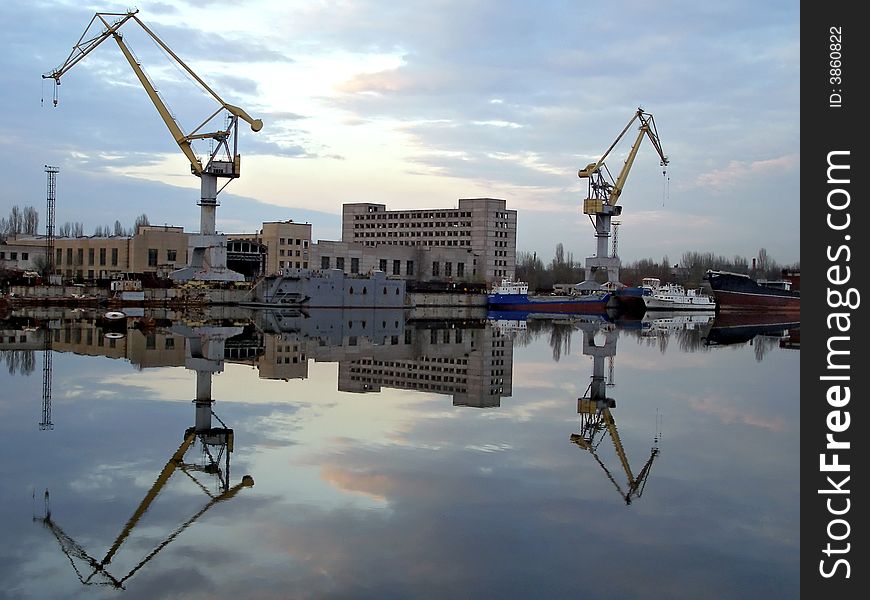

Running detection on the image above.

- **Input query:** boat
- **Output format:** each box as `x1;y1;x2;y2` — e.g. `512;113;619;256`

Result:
703;270;799;312
487;279;611;314
640;277;716;311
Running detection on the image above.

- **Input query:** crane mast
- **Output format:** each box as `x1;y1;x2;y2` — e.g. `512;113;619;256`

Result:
43;10;263;282
578;108;668;287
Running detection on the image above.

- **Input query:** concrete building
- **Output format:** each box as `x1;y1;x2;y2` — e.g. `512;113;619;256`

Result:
0;241;45;275
10;225;188;281
251;220;312;275
314;198;516;285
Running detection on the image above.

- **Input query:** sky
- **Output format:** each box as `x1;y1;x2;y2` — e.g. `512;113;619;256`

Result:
0;0;799;265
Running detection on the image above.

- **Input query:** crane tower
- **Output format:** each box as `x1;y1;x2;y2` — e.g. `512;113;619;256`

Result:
43;11;263;282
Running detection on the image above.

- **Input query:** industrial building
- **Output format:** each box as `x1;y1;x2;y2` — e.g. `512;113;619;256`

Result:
312;198;516;284
3;198;515;286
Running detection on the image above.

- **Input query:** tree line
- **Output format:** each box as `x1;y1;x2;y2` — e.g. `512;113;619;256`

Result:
516;243;799;291
1;205;149;240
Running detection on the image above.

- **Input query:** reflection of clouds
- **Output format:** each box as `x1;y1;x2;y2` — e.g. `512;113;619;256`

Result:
687;396;786;432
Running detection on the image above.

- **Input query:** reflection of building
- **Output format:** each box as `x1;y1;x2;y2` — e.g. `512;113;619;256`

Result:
3;308;514;408
338;323;513;408
311;198;516;284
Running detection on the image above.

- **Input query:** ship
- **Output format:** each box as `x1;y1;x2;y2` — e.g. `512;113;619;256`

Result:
703;270;799;312
640;277;716;311
486;279;610;314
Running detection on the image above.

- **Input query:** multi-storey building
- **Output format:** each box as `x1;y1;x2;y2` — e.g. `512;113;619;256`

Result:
253;220;312;275
314;198;516;284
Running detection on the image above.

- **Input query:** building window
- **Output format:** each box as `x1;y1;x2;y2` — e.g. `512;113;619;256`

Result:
279;249;285;256
379;259;387;272
88;248;95;265
457;262;465;277
280;238;286;245
167;249;177;262
111;248;118;266
336;257;345;270
321;256;331;269
0;252;4;259
279;261;285;268
432;262;440;276
445;262;452;277
351;257;359;274
148;248;158;267
406;260;414;276
76;249;83;265
99;248;106;266
56;249;62;265
393;260;401;275
22;252;29;260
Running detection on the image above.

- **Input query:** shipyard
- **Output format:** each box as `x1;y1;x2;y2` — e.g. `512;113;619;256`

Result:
0;3;806;599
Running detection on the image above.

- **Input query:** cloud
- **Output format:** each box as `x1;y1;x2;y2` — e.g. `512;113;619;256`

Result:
692;154;799;192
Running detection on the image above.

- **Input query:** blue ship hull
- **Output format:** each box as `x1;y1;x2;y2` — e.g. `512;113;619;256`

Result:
487;292;610;314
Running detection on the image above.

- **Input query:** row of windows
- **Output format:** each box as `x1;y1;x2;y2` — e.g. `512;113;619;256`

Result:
354;221;472;229
355;230;471;238
321;256;415;276
0;251;28;261
355;211;475;220
278;238;309;247
279;261;308;269
431;262;466;277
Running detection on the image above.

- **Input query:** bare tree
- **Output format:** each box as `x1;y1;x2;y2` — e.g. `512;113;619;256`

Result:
134;213;150;233
23;207;39;235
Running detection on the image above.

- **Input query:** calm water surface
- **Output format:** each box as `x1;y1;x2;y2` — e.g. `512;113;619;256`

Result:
0;308;799;599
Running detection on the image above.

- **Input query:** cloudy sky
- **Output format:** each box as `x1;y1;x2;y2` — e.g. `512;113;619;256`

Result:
0;1;799;265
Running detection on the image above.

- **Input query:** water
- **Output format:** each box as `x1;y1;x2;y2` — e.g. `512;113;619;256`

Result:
0;307;799;599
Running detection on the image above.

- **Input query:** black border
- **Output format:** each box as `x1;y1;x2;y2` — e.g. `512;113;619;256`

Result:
802;6;865;596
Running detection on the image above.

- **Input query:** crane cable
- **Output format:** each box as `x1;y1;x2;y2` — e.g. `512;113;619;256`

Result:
662;167;670;207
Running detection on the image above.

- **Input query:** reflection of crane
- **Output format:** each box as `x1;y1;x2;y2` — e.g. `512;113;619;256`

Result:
571;402;660;505
569;321;660;505
35;322;252;588
35;427;253;589
578;108;668;286
40;324;53;430
44;10;263;282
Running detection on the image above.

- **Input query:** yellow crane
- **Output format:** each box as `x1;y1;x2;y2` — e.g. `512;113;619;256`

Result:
577;108;668;286
44;10;263;282
35;428;253;589
571;400;660;506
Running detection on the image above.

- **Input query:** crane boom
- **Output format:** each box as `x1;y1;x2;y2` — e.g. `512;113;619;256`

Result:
43;10;262;177
578;107;668;213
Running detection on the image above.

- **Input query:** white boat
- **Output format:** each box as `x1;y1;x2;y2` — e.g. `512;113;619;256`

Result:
640;277;716;311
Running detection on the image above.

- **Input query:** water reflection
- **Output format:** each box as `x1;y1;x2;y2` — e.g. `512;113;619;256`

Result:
569;319;660;505
26;315;254;589
0;306;800;598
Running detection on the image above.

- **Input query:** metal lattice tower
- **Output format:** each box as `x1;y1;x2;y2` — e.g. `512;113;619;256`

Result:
44;166;59;276
40;327;53;430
